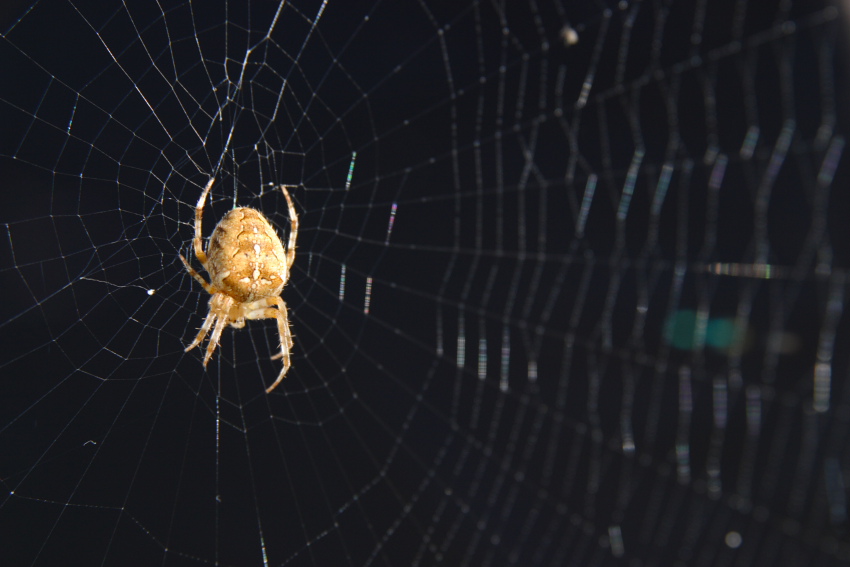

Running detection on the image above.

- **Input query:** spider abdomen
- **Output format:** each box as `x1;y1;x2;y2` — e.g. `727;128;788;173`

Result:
207;207;288;303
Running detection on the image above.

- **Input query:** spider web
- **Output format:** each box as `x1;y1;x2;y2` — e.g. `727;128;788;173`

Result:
1;0;849;565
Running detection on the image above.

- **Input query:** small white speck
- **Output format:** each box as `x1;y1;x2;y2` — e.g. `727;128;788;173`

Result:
147;289;156;295
254;243;261;254
560;25;579;46
725;531;742;548
252;268;260;280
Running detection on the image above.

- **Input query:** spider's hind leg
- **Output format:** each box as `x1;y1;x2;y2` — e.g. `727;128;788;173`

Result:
192;178;215;265
280;185;299;270
180;254;215;294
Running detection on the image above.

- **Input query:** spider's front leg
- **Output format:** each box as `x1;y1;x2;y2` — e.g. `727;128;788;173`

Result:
185;304;217;355
244;296;293;393
186;293;234;366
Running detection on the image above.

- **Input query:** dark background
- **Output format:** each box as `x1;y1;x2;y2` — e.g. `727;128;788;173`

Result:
1;1;849;565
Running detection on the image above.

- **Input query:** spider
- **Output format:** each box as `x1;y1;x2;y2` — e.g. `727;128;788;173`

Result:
179;178;298;393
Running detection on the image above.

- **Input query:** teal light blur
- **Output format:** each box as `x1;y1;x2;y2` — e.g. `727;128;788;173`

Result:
665;309;743;351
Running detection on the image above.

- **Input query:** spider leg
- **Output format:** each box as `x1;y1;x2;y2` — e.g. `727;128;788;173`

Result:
245;296;292;393
185;306;217;355
193;177;215;266
280;185;299;270
179;254;215;294
203;305;231;367
186;293;234;367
